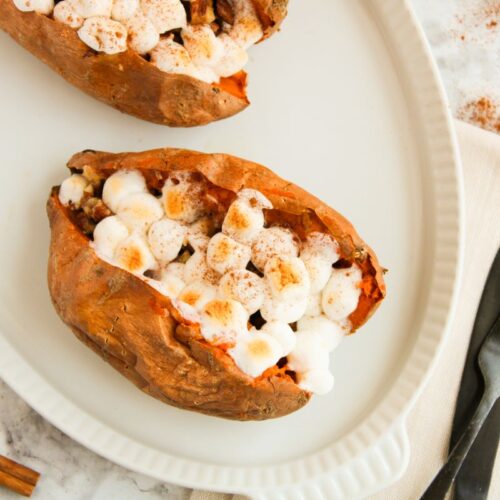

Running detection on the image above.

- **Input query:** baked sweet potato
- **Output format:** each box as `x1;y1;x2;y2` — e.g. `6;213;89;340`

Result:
0;0;288;127
47;148;385;420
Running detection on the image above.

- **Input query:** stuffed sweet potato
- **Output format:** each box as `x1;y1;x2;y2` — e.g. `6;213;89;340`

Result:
47;148;386;420
0;0;288;127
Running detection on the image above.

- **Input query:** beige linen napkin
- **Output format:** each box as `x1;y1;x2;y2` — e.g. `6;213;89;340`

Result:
189;121;500;500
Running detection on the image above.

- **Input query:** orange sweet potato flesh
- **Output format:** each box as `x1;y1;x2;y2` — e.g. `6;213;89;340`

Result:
0;0;250;127
47;148;385;420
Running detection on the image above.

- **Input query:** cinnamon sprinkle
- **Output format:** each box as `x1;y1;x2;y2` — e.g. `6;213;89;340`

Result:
457;97;500;134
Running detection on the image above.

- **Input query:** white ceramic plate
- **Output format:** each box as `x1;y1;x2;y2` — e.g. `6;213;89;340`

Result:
0;0;463;498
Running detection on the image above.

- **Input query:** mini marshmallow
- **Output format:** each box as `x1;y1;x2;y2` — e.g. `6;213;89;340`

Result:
102;169;147;213
222;200;264;245
287;331;330;374
13;0;54;13
228;0;263;49
161;171;206;223
150;39;200;79
298;369;334;395
126;14;159;54
301;232;339;293
186;217;217;252
53;1;84;28
264;256;310;301
91;215;129;259
206;233;251;275
191;66;219;84
251;226;299;271
114;233;157;275
260;286;308;324
178;281;217;311
141;0;186;34
297;315;344;352
214;34;249;78
116;192;164;232
322;266;362;321
73;0;112;17
184;251;220;285
59;174;91;208
305;293;322;317
111;0;138;21
257;321;296;357
159;262;186;298
218;269;265;315
147;218;186;264
182;25;223;67
78;17;127;54
237;189;273;209
301;232;340;263
200;299;249;345
229;332;283;378
302;256;333;294
222;189;272;244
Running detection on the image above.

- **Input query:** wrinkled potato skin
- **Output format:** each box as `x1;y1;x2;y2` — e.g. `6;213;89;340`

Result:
0;0;249;127
47;148;385;420
252;0;289;39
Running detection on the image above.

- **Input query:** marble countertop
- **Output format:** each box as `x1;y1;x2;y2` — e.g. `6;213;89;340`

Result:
1;1;499;499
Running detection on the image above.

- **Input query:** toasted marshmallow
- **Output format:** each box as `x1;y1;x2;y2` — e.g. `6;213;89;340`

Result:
111;0;138;21
102;170;147;213
147;218;186;264
116;192;164;232
200;299;249;345
178;281;217;311
228;0;263;49
222;201;264;245
126;14;159;54
53;1;84;28
229;332;283;378
287;331;330;374
92;215;129;260
260;286;308;324
141;0;186;34
251;227;299;271
59;174;91;208
305;293;322;317
258;321;296;357
13;0;54;13
322;266;362;321
297;315;344;352
73;0;112;17
186;217;217;252
184;251;220;285
182;25;223;67
206;233;251;275
114;234;157;275
264;256;310;301
159;262;186;298
218;269;264;314
214;34;249;78
161;171;206;223
298;369;334;395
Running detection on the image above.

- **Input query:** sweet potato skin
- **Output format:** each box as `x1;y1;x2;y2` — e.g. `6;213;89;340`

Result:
47;148;385;420
0;0;249;127
252;0;289;39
